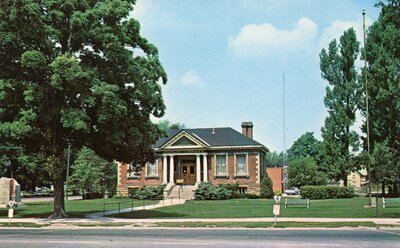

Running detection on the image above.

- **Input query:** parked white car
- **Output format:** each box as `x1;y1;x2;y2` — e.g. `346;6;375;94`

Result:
284;187;300;195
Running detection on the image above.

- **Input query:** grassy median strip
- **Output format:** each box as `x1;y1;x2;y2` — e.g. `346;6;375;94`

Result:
0;222;49;228
67;222;135;227
155;221;379;228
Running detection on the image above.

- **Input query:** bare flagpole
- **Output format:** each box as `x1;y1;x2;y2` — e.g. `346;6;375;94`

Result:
362;9;372;207
282;73;288;190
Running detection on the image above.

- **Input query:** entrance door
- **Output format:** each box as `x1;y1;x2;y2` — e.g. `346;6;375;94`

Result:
181;161;196;185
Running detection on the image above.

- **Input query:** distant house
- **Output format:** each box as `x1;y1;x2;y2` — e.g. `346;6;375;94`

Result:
347;169;368;188
117;122;269;195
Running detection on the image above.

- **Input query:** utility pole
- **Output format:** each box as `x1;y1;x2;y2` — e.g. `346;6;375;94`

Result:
65;143;71;201
362;9;372;207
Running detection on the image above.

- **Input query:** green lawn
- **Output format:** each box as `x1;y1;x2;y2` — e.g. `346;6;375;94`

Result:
0;198;157;218
112;198;400;219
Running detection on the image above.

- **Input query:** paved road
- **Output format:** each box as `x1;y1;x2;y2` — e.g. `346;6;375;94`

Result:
1;228;399;247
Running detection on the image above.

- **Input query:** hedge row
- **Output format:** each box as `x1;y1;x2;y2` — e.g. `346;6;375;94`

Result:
128;185;166;200
194;182;260;200
300;186;355;199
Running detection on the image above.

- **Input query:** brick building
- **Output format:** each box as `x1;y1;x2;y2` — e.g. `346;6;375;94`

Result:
117;122;269;195
266;167;283;192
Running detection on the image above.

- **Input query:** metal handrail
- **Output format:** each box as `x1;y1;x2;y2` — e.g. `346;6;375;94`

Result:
103;200;135;216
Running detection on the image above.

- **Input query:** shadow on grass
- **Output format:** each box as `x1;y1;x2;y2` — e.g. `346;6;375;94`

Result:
378;212;400;218
112;210;186;219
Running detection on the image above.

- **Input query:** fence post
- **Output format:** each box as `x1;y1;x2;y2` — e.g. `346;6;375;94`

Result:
131;200;134;211
118;202;121;213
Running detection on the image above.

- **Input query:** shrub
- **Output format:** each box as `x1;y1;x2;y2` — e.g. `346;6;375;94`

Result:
195;182;218;200
260;175;274;198
128;185;166;200
215;184;233;200
300;186;355;199
220;183;240;198
244;193;260;199
195;182;234;200
113;194;129;199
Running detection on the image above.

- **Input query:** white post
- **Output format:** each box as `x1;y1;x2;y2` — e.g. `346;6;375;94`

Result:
169;155;174;183
203;154;208;182
163;155;168;184
196;154;201;183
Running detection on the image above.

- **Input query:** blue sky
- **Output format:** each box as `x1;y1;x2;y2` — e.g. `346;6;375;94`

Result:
132;0;380;152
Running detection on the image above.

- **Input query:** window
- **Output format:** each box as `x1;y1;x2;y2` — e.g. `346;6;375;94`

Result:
216;154;227;175
146;162;158;177
127;162;141;179
235;154;247;176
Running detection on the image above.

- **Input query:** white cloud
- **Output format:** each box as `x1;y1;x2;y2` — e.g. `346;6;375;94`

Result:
129;0;156;20
317;17;374;69
181;70;205;87
228;17;317;58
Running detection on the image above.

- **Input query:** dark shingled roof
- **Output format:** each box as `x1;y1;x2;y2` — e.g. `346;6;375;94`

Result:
154;127;264;148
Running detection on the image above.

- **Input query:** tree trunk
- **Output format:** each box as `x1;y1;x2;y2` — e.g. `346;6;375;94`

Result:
382;182;385;196
394;182;400;197
343;175;348;187
49;177;66;219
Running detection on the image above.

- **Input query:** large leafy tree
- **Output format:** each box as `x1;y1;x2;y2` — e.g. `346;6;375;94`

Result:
288;157;326;187
287;132;320;162
362;0;400;194
0;0;166;218
319;28;362;186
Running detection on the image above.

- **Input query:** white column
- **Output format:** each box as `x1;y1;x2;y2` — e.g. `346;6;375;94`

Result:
203;154;208;182
169;155;175;183
163;155;168;184
196;154;201;183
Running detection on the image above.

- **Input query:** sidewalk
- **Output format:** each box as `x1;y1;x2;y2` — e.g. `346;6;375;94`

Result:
21;196;82;203
86;198;187;218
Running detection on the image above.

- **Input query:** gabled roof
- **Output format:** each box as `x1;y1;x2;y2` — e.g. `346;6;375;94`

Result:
154;127;267;151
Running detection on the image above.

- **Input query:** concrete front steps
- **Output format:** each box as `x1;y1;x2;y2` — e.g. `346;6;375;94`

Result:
168;185;196;200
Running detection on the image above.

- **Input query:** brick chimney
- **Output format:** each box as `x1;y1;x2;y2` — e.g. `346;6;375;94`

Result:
241;122;253;139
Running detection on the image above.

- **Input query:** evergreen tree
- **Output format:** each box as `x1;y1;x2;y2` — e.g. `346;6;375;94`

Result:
319;28;362;186
362;0;400;194
260;175;274;198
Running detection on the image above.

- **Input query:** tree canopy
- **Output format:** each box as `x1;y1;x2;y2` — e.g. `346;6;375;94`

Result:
288;157;326;188
157;120;186;132
361;0;400;194
319;28;361;186
266;151;284;167
287;132;320;162
0;0;166;218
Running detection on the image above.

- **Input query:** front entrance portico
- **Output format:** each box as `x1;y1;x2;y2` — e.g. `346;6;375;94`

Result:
161;153;208;185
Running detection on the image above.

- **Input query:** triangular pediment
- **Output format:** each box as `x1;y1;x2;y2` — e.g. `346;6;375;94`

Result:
161;131;209;149
171;136;197;146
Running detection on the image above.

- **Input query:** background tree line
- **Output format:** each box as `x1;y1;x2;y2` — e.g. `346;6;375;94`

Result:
277;1;400;196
